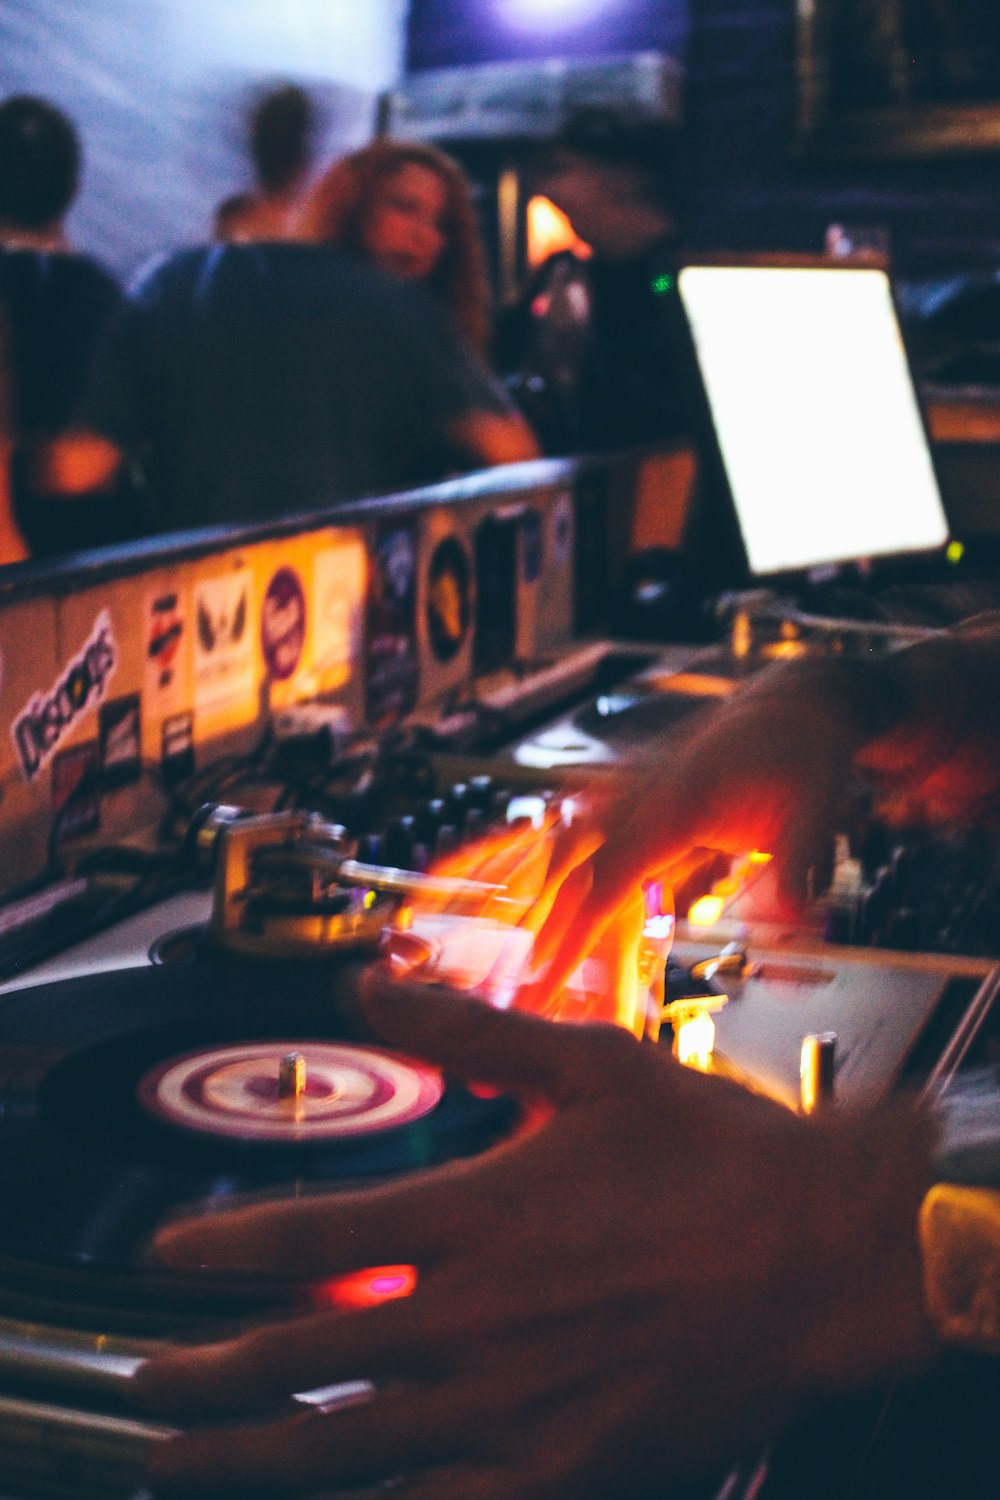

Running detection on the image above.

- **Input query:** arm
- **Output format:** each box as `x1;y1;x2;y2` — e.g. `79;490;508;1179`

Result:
445;407;541;468
528;616;1000;1005
0;314;28;563
133;976;935;1498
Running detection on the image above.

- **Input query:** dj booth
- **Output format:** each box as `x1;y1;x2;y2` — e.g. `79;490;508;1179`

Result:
0;259;998;1498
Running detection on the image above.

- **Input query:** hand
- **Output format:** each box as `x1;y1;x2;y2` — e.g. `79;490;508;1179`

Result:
527;661;873;1007
133;973;932;1498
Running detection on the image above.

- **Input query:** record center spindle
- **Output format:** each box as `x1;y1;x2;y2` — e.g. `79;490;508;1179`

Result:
279;1051;307;1100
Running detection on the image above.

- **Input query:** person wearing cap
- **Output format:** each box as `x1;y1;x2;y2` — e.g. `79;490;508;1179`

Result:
498;106;688;455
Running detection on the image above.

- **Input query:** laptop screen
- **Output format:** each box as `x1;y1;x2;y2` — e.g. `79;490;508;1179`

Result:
675;263;951;578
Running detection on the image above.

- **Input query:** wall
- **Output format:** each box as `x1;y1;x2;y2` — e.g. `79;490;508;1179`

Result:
406;0;1000;279
1;0;410;280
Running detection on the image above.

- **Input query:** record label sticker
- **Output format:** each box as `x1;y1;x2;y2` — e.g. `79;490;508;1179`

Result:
161;711;194;784
12;609;117;781
426;535;471;664
99;694;141;788
145;589;186;711
193;574;254;714
550;494;574;567
261;567;306;681
521;510;544;583
366;523;419;729
51;741;100;844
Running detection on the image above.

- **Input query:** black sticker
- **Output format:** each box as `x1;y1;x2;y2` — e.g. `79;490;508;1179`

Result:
51;741;100;845
426;535;471;665
99;694;141;788
522;509;543;584
161;711;194;785
366;523;419;729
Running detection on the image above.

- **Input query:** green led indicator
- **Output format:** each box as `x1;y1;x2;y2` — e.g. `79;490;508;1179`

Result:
650;273;674;295
946;540;965;565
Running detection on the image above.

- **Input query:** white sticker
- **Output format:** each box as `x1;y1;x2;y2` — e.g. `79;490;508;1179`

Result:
193;574;254;713
12;610;117;781
313;536;366;677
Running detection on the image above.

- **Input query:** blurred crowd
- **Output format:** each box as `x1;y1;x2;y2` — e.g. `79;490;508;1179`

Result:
0;85;686;566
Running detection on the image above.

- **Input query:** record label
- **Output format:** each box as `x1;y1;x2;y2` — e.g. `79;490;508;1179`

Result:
138;1041;444;1143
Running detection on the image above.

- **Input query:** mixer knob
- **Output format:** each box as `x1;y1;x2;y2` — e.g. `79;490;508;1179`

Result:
356;832;384;865
382;816;417;870
446;783;471;829
415;798;448;845
435;825;459;856
467;775;495;808
464;808;486;839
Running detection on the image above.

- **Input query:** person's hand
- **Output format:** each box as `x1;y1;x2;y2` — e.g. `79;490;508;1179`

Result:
526;661;874;1007
133;973;933;1498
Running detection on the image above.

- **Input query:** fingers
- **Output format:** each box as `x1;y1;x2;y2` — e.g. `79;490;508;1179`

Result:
150;1166;463;1277
133;1300;434;1416
357;971;597;1104
144;1382;468;1496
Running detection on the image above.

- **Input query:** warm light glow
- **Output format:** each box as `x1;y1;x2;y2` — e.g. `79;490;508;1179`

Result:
688;894;725;927
675;1010;716;1071
527;195;592;269
313;1265;417;1310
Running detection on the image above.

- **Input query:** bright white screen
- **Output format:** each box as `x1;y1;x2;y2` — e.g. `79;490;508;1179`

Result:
677;266;950;576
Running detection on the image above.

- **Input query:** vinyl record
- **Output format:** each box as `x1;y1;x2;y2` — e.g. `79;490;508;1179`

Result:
0;961;517;1291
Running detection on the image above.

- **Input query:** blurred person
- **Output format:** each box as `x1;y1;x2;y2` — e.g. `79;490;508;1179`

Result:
41;239;538;532
0;94;133;557
0;302;28;564
297;138;493;356
213;83;317;244
498;107;687;454
131;615;1000;1497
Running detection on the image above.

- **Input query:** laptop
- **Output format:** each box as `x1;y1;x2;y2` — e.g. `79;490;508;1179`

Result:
672;255;953;595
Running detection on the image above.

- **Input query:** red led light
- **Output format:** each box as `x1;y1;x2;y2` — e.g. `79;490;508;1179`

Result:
312;1264;417;1309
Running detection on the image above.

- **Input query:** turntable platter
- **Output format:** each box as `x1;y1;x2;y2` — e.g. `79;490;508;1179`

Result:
0;962;516;1302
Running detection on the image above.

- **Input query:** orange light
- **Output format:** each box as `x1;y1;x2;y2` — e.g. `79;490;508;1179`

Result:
687;894;725;927
312;1265;417;1310
526;195;592;268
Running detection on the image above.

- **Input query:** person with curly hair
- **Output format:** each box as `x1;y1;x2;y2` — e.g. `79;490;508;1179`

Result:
297;139;493;356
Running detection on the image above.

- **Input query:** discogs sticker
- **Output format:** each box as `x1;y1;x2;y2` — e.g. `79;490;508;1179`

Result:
193;574;254;714
366;523;418;728
99;694;141;788
51;741;100;845
260;567;306;681
12;609;117;782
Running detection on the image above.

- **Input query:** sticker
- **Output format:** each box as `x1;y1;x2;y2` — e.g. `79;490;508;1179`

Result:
550;493;574;567
313;538;366;680
145;590;185;704
261;567;306;681
521;510;543;584
426;535;471;665
99;694;141;788
366;523;418;729
51;741;100;845
161;711;194;785
193;575;254;714
12;610;117;782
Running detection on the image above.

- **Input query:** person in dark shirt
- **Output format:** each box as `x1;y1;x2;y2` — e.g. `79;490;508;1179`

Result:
498;108;686;455
213;83;317;244
0;94;131;558
48;241;538;532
